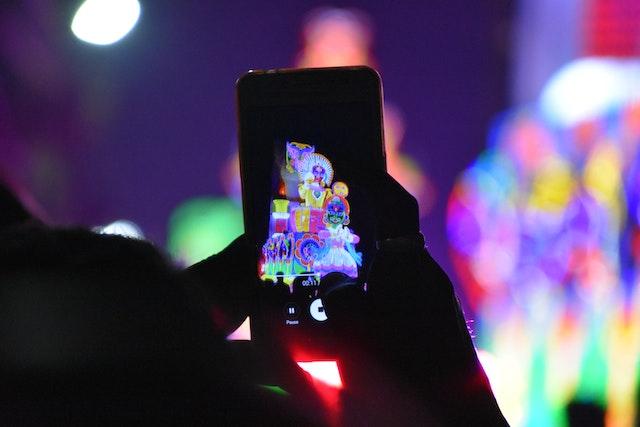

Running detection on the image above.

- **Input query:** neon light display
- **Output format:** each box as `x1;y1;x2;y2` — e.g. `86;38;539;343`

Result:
261;141;362;284
447;101;640;426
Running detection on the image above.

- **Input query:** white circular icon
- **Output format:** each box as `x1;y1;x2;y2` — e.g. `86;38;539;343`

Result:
309;298;328;322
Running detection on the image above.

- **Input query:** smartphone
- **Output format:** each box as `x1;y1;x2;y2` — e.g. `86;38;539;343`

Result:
237;66;385;361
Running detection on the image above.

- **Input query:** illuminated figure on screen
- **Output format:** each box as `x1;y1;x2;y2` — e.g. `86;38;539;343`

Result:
297;153;333;209
282;141;314;199
314;192;361;278
261;142;361;283
286;141;314;173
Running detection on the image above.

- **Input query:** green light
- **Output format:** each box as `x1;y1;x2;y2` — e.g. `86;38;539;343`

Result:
576;318;608;405
167;197;243;265
526;344;556;427
258;384;290;396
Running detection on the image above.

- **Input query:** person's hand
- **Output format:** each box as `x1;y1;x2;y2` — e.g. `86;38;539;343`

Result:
185;234;256;336
185;236;329;425
187;170;507;426
320;171;508;426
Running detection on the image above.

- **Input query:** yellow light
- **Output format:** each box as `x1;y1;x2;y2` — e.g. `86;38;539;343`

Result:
528;157;575;213
605;295;640;427
477;309;532;427
545;313;585;411
583;143;622;210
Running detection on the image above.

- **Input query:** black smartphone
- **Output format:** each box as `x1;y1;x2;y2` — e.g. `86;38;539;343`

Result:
237;66;385;362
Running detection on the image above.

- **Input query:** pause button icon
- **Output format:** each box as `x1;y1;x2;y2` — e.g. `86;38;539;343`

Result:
285;303;299;318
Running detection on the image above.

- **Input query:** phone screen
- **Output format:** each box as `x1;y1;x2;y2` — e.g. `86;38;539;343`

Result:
238;68;384;354
263;141;361;284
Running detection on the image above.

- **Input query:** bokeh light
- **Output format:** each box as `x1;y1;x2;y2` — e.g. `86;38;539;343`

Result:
296;8;373;68
71;0;141;46
539;58;640;127
94;219;144;239
449;61;640;424
167;197;243;266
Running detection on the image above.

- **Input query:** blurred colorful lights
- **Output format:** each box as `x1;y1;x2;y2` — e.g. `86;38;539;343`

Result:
167;197;243;266
539;58;640;127
449;73;640;424
71;0;141;46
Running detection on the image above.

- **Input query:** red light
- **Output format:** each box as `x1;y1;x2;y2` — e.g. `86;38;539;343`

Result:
296;360;343;389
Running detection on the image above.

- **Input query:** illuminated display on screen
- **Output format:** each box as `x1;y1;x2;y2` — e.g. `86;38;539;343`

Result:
261;141;362;284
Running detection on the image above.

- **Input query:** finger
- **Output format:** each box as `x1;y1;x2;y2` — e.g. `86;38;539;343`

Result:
321;277;368;345
319;272;366;334
342;169;419;241
185;234;256;334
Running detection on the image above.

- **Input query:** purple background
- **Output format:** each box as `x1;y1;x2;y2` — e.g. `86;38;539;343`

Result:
1;1;511;285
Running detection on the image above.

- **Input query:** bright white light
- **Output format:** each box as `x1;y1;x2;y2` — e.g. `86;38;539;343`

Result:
95;220;144;239
71;0;141;46
226;316;251;341
540;58;640;127
297;361;343;388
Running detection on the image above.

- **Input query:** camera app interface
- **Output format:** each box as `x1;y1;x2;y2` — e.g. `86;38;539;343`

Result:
261;141;363;324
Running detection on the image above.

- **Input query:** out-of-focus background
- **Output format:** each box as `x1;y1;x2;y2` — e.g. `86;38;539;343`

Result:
2;0;640;425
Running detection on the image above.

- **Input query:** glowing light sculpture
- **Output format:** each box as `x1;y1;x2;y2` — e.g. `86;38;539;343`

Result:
448;63;640;425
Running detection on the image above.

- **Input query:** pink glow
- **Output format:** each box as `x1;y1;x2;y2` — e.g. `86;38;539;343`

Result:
226;316;251;341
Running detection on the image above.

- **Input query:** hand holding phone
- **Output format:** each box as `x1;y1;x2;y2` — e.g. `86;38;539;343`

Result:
189;66;506;424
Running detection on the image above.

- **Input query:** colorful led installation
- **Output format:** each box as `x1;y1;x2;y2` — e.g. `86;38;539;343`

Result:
448;90;640;425
261;142;361;284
